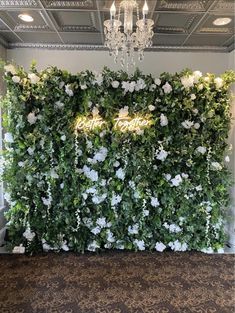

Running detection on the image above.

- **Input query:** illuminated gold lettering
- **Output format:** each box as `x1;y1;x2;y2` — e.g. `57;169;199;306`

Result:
75;116;106;132
114;116;152;132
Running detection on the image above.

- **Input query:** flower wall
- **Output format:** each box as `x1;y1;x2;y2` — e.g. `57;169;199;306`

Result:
1;63;235;254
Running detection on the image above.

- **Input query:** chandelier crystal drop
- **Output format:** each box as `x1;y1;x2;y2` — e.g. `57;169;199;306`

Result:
104;0;154;69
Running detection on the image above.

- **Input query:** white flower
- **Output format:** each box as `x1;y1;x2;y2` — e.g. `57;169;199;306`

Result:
4;132;14;143
195;185;202;191
154;78;161;86
27;147;34;156
198;84;204;91
107;230;115;243
116;241;125;250
193;70;202;83
4;64;17;75
50;168;59;179
129;81;136;93
93;73;103;86
155;242;166;252
225;156;230;163
151;197;160;207
28;73;40;84
164;173;171;181
196;146;207;154
113;161;120;167
116;168;125;180
148;105;156;111
171;174;183;187
182;120;194;129
61;135;66;141
111;194;122;206
60;183;64;189
61;241;69;252
92;194;107;204
149;84;156;91
59;81;65;89
91;226;101;235
194;123;200;129
82;165;98;182
201;247;214;254
128;224;139;235
12;75;20;83
136;128;144;135
80;84;87;90
55;101;64;109
133;239;145;251
27;112;37;125
192;108;198;115
135;78;146;91
169;240;188;251
160;113;168;126
65;84;73;96
93;147;108;162
169;223;181;233
87;240;100;252
111;80;120;88
118;106;129;118
156;149;168;161
181;75;194;88
162;82;172;94
143;209;149;217
23;228;35;241
190;94;196;100
18;161;24;167
214;77;223;89
211;162;222;171
12;245;25;254
42;197;52;206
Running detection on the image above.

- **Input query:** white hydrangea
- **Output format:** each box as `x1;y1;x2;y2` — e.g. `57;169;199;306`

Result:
156;149;168;161
4;132;14;143
93;147;108;162
162;82;172;94
82;165;99;182
23;228;35;241
167;223;182;233
107;230;115;243
128;224;139;235
91;226;101;235
160;113;168;126
169;240;188;251
171;174;183;187
196;146;207;154
193;70;202;83
181;75;194;88
133;239;145;251
155;242;166;252
211;162;222;171
135;78;146;91
111;80;120;88
12;75;20;83
182;120;194;129
42;196;52;206
28;73;40;84
111;194;122;206
150;197;160;207
65;84;73;96
92;193;107;204
27;112;37;125
87;240;100;252
4;64;17;75
116;168;125;180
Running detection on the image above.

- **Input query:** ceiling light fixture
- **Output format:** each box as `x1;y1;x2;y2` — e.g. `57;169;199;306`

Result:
18;14;34;22
213;17;232;26
104;0;154;69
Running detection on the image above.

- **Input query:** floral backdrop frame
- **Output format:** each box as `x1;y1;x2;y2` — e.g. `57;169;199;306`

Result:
1;62;235;254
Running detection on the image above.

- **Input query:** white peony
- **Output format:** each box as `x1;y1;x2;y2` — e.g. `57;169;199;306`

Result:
28;73;40;84
4;132;14;143
162;82;172;94
181;75;194;88
154;78;161;86
27;112;37;125
12;75;20;83
116;168;125;180
160;113;168;126
155;242;166;252
4;64;17;75
214;77;223;89
151;197;160;207
156;149;168;161
65;84;73;96
111;80;120;88
196;146;207;154
182;120;194;129
148;105;156;111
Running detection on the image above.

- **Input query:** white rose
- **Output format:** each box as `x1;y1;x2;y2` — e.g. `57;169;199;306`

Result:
4;64;17;75
154;78;161;86
12;75;20;83
148;105;156;111
160;113;168;126
182;120;194;129
181;75;194;88
193;71;202;83
190;94;196;100
162;82;172;94
4;132;14;143
27;112;37;125
194;123;200;129
214;77;223;89
196;146;207;154
155;242;166;252
111;81;120;88
28;73;40;84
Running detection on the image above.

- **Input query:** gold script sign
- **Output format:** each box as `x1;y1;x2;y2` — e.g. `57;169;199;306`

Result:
75;116;107;132
114;116;152;132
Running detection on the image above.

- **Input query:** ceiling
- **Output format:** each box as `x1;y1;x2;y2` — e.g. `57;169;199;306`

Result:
0;0;234;52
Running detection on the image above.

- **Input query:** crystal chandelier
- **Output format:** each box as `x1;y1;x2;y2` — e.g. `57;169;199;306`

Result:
104;0;154;69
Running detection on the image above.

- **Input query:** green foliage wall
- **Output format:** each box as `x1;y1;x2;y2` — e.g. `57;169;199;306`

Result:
1;63;235;254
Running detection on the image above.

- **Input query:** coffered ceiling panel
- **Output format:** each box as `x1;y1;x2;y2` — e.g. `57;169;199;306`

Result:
0;0;234;52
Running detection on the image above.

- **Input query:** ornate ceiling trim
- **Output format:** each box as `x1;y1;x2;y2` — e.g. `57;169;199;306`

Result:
0;0;38;7
45;0;94;8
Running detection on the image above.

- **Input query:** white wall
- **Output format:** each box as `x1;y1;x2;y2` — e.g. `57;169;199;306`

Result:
5;47;235;248
7;48;229;76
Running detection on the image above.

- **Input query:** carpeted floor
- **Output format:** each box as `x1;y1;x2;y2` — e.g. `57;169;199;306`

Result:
0;251;234;313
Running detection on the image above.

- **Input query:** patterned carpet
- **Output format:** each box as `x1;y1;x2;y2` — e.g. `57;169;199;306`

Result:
0;251;234;313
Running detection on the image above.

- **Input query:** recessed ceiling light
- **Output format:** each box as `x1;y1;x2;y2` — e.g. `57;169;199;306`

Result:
213;17;232;26
18;14;34;22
